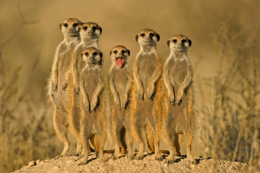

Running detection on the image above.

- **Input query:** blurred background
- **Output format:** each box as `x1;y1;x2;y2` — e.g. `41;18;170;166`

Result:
0;0;260;172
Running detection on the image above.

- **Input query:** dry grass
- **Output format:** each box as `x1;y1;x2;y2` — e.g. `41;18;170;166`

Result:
197;25;260;171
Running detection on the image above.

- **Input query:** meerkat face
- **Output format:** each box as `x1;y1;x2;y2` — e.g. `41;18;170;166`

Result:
80;22;102;39
167;34;192;52
135;29;160;46
81;47;103;66
60;18;81;37
110;45;130;68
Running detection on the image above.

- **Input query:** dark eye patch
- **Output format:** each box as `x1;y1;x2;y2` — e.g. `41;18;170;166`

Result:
181;39;187;44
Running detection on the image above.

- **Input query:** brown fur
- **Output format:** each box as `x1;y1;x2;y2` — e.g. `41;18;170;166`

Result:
48;18;81;158
163;34;195;163
78;48;107;165
109;45;134;159
131;29;163;160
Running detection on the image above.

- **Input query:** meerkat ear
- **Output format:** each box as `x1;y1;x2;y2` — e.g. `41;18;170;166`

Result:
99;26;102;35
127;49;130;56
188;39;192;47
156;33;160;42
167;40;170;47
135;35;139;42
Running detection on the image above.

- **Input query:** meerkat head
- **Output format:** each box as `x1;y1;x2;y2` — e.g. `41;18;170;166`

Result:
80;22;102;40
60;18;81;37
110;45;130;68
135;29;160;47
81;47;103;66
167;34;192;53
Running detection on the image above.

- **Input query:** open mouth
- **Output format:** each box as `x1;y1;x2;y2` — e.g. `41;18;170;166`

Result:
116;57;124;68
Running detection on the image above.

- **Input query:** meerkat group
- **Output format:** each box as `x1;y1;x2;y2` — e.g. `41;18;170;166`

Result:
49;18;195;165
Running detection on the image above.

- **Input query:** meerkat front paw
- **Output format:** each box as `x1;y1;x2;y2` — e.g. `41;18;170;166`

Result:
62;83;68;91
74;86;80;95
137;89;144;99
176;90;184;105
91;97;98;111
121;96;128;109
114;98;121;109
147;85;155;99
169;93;175;106
83;101;90;112
52;82;58;92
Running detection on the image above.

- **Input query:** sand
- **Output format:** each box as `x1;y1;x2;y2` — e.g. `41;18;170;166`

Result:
13;152;256;173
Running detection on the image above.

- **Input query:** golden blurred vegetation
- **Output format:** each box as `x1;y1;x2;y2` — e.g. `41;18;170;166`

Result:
0;0;260;172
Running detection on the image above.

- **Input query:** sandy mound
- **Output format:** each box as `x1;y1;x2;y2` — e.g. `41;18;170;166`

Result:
13;152;257;173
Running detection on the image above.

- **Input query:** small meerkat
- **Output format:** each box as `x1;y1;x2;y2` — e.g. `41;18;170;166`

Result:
109;45;133;159
48;18;81;158
67;22;102;156
163;34;195;163
131;29;163;160
78;47;107;165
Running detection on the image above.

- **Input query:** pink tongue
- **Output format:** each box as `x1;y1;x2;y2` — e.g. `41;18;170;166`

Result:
116;58;123;68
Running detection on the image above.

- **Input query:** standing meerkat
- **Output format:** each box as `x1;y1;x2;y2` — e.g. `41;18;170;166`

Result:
131;29;163;160
65;22;102;156
163;34;195;163
109;45;133;159
78;47;107;165
48;18;81;158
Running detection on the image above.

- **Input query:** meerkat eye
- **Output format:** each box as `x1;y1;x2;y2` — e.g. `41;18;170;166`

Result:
181;39;187;44
141;33;145;37
85;52;89;56
149;33;154;37
92;26;97;31
121;50;125;54
63;23;68;28
93;52;98;56
173;39;177;43
73;23;78;27
113;50;118;54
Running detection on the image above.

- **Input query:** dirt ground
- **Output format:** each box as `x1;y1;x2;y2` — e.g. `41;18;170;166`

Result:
13;152;256;173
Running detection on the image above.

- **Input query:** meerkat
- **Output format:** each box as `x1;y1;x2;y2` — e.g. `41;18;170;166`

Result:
163;34;195;163
48;18;81;158
131;29;163;160
109;45;134;159
63;22;102;155
49;18;81;108
78;47;107;165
